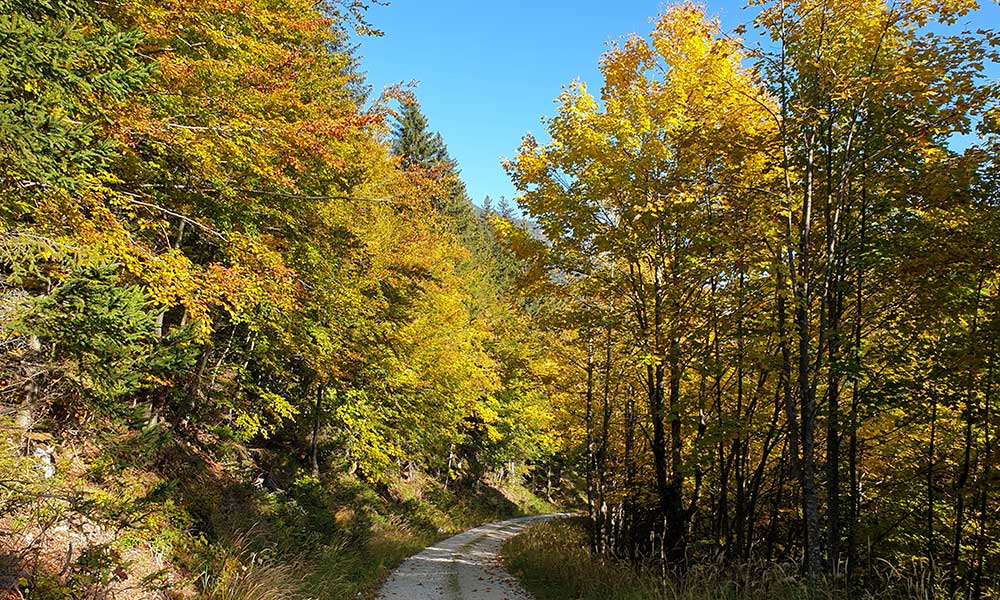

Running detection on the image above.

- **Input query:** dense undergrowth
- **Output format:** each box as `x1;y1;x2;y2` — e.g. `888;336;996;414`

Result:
0;418;555;600
502;518;939;600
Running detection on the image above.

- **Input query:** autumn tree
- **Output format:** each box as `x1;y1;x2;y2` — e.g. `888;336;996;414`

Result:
508;3;777;565
509;1;999;593
756;0;999;578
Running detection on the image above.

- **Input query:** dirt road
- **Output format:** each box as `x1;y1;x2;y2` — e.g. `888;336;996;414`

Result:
374;514;564;600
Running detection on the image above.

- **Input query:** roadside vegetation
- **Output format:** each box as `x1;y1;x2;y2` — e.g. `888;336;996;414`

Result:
1;418;555;599
502;519;936;600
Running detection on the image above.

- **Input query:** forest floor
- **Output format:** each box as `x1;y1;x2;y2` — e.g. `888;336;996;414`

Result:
375;515;567;600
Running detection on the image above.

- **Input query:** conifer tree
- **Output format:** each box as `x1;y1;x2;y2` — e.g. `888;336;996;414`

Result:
391;100;449;169
391;99;485;250
0;0;149;223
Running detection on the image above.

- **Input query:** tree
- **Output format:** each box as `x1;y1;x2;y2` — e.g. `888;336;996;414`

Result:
508;2;1000;592
392;99;449;169
0;0;150;210
8;265;197;410
756;0;998;577
507;3;777;566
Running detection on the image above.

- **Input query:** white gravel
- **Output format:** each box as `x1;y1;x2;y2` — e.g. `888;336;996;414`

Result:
375;514;567;600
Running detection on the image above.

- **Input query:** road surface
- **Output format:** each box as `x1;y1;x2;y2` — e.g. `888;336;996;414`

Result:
375;514;565;600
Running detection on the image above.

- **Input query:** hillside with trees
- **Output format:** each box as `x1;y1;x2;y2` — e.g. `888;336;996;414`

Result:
0;1;561;597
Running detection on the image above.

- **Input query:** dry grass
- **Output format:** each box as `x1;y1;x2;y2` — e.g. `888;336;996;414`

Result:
501;518;934;600
197;530;315;600
199;553;312;600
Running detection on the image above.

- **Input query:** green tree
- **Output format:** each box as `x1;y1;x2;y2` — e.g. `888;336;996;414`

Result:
8;265;197;410
0;0;149;224
391;99;449;169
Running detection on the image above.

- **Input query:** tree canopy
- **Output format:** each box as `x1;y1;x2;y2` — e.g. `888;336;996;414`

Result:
507;1;1000;595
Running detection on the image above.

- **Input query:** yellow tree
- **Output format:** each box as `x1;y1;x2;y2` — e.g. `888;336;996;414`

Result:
507;3;777;564
755;0;998;577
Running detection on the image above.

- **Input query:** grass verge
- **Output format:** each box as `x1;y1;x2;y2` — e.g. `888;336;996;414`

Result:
501;518;935;600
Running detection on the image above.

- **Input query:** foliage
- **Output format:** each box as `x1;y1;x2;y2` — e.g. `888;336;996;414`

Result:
0;0;150;206
8;265;197;407
0;0;562;596
507;0;999;596
7;0;995;596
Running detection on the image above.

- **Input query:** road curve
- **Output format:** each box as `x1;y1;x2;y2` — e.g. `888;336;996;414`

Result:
375;514;566;600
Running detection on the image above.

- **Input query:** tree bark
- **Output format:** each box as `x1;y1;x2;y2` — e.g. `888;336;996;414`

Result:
310;385;323;478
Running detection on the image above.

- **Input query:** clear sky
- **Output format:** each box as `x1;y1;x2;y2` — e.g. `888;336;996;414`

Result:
354;0;1000;207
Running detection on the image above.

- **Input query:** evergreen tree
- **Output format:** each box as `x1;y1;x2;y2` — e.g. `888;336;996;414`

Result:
391;98;486;250
9;266;197;409
391;100;449;169
0;0;149;208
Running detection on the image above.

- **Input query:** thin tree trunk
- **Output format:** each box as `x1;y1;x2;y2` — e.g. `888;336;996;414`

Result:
972;355;992;600
847;180;868;582
310;385;323;478
624;388;637;561
949;272;985;599
597;295;615;553
667;334;687;565
777;254;803;564
765;442;789;561
585;334;598;554
928;394;938;590
826;280;844;575
796;141;823;577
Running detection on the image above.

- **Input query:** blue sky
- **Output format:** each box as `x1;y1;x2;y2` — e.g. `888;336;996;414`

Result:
355;0;750;206
354;1;1000;207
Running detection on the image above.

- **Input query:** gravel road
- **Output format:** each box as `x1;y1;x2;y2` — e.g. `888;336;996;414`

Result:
374;514;565;600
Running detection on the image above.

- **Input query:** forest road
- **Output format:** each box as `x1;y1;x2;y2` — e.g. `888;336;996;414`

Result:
374;514;567;600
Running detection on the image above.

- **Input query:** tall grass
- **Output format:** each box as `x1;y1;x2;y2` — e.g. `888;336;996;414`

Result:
197;529;315;600
199;552;312;600
194;472;555;600
195;517;429;600
501;518;933;600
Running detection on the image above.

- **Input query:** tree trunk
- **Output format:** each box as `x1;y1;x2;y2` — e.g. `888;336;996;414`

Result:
826;282;844;575
585;335;598;554
972;364;991;600
777;255;804;565
795;142;823;578
847;183;868;582
666;335;687;565
928;394;938;587
310;385;323;478
598;307;615;554
949;273;985;599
